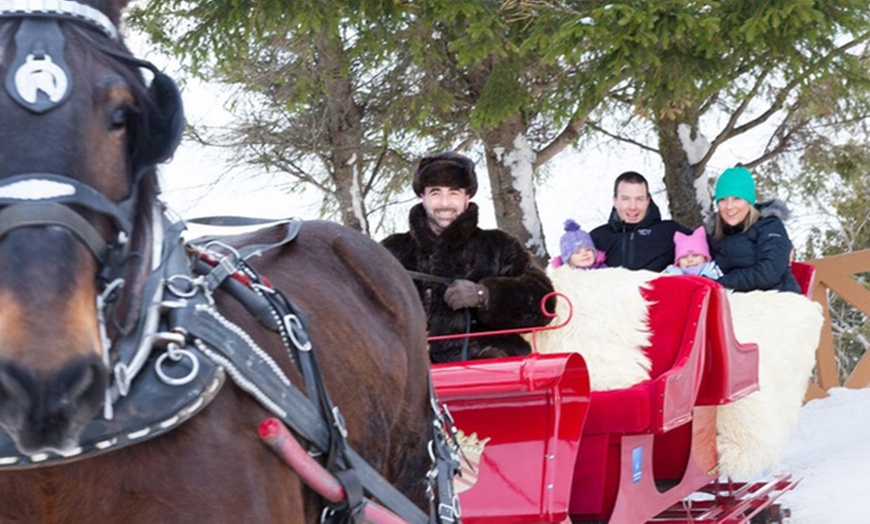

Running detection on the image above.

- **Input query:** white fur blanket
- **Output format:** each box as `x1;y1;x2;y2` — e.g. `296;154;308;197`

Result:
531;267;655;391
531;268;823;478
716;290;823;477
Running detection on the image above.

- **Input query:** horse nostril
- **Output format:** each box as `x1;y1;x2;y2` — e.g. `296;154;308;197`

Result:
52;357;106;415
0;364;32;428
0;366;28;402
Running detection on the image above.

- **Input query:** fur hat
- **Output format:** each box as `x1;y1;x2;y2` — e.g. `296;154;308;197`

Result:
715;166;756;206
412;152;477;197
674;226;711;264
560;219;596;262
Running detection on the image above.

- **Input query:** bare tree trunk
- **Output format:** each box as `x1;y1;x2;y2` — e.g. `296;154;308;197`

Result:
481;115;548;267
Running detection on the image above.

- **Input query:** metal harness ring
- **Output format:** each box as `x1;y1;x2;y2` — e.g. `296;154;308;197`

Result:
155;343;200;386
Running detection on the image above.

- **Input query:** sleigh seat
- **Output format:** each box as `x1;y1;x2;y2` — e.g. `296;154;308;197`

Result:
569;276;717;523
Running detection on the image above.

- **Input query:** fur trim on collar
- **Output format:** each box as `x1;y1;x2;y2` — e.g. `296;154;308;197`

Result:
408;202;480;248
758;199;791;221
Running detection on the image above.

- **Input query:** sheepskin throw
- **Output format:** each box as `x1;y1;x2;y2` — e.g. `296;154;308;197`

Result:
531;267;656;391
531;267;822;478
716;290;823;477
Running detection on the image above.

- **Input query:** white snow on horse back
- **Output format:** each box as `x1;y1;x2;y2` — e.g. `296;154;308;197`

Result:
0;179;76;200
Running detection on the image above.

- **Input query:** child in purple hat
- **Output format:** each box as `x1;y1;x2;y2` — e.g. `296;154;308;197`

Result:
552;219;607;270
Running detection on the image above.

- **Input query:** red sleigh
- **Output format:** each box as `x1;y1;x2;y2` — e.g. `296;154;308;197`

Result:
430;264;815;523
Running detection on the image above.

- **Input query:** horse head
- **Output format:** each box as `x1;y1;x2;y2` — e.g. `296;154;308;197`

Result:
0;0;183;455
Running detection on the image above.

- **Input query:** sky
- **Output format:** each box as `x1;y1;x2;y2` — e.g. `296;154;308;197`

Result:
129;34;866;524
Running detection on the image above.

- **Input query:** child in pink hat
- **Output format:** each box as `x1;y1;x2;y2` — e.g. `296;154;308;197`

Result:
662;226;722;278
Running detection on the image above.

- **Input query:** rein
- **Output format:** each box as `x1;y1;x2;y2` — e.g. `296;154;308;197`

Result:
406;270;474;361
407;270;455;285
408;271;571;360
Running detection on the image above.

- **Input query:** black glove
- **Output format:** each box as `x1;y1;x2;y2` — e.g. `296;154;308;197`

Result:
444;279;489;310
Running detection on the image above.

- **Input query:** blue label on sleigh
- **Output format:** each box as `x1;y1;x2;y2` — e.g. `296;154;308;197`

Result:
632;446;643;483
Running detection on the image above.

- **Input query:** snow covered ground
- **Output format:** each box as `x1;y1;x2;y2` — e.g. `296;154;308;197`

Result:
769;387;870;523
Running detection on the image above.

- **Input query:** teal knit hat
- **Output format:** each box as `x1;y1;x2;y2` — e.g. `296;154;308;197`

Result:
715;166;756;206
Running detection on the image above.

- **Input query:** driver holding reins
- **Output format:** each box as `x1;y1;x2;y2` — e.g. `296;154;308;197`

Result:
381;152;554;363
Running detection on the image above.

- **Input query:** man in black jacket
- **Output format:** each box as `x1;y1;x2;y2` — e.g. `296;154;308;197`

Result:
381;152;554;363
590;171;690;272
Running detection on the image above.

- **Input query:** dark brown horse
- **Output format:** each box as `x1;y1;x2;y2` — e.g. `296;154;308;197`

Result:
0;1;434;522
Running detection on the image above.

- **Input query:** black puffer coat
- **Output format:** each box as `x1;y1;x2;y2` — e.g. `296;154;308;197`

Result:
590;200;690;272
381;203;554;363
711;199;800;293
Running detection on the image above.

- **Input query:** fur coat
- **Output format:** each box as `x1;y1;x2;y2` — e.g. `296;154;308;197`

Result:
381;203;554;363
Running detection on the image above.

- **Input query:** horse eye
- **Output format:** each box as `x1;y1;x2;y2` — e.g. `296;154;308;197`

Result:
108;106;131;131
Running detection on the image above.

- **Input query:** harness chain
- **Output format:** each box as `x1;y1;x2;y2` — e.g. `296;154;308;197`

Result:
427;381;463;523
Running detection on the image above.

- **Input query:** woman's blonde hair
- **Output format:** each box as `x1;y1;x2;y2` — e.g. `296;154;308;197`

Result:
714;205;760;240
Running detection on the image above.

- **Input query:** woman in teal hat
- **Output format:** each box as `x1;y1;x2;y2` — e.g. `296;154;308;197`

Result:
709;166;800;293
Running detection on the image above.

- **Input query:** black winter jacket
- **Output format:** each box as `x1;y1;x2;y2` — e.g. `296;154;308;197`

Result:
381;203;554;363
590;200;690;272
711;199;800;293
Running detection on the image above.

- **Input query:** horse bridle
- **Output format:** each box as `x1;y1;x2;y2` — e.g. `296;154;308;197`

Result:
0;2;183;412
0;0;180;251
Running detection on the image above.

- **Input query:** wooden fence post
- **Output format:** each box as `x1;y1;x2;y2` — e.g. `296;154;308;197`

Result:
803;249;870;400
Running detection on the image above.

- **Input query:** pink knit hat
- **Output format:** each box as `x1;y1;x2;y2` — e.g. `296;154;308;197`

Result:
673;226;711;264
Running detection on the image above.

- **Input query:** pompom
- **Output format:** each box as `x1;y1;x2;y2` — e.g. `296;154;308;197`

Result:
564;219;581;232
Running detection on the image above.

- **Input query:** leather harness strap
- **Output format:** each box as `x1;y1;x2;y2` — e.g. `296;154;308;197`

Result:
185;219;431;524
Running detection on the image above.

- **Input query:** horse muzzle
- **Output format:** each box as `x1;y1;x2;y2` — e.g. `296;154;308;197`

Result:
0;354;106;455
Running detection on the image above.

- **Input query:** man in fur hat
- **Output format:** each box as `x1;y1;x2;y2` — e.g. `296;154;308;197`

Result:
381;152;554;363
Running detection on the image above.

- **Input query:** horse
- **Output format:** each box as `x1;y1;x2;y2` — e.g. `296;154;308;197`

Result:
0;1;437;522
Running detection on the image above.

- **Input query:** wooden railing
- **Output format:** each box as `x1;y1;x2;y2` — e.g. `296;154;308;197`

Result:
803;249;870;400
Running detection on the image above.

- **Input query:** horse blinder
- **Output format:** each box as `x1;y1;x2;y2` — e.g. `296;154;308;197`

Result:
135;71;184;171
0;3;185;173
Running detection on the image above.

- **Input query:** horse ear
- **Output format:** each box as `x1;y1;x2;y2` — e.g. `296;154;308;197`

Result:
139;72;184;168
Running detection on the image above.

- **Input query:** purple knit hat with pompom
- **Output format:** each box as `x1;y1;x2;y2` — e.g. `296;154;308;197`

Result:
560;219;596;262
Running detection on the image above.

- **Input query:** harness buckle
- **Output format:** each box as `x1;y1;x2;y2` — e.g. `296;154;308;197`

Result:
438;497;461;523
151;331;187;349
166;274;213;305
283;314;312;351
332;406;348;439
